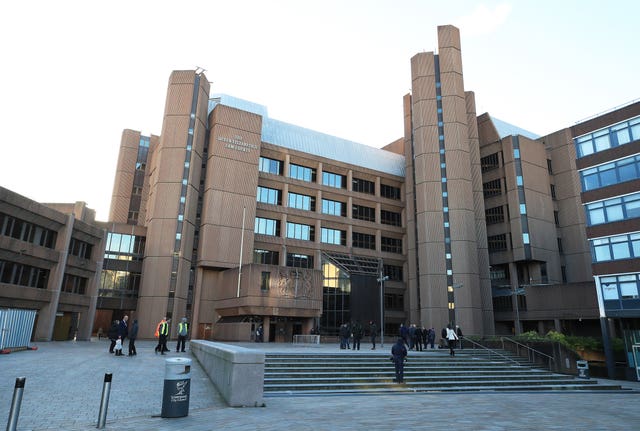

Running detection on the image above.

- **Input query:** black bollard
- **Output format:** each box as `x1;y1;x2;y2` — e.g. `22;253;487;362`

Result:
6;377;26;431
97;373;112;429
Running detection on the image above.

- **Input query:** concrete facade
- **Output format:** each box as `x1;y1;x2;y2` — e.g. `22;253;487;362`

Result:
0;187;106;341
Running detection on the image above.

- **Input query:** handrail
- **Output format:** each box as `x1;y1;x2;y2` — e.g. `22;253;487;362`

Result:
461;337;524;367
500;336;555;369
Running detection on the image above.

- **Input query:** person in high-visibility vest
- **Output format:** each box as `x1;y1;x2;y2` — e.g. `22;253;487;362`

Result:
176;317;188;353
155;317;169;355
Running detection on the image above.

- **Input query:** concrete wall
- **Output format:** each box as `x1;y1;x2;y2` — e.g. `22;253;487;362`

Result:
190;340;265;407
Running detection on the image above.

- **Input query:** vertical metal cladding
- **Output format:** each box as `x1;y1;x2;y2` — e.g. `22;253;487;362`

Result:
512;136;532;260
434;55;456;325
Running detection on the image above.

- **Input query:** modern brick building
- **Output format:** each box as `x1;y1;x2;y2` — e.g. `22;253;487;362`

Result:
3;24;637;377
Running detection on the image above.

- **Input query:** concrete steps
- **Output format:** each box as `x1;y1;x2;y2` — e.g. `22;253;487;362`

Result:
263;350;627;395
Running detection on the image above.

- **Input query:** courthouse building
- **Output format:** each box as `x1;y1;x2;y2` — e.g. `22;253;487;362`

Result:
100;24;639;353
2;26;638;376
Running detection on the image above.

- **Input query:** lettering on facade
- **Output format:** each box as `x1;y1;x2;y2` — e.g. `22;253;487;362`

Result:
217;134;258;153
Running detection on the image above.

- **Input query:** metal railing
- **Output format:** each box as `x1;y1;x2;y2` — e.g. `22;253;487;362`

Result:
500;336;555;369
460;337;524;367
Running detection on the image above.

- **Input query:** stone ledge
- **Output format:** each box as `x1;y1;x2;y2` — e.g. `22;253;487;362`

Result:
191;340;265;407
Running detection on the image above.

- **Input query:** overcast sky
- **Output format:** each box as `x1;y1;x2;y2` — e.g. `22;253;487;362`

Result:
1;0;638;221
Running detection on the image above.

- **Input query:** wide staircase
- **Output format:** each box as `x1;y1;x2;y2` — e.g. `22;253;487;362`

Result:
263;348;628;396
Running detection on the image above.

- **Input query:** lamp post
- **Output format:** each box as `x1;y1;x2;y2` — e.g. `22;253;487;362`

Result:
377;272;389;348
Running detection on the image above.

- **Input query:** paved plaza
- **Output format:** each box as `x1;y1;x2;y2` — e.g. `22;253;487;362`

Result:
1;339;640;431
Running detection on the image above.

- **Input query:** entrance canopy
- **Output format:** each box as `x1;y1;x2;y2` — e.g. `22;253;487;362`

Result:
321;252;381;276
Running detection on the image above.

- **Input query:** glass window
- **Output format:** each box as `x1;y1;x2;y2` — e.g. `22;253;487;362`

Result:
613;124;631;146
601;277;619;300
322;172;345;189
321;228;345;245
255;217;279;236
289;164;316;182
611;239;631;259
257;186;281;205
259;157;282;175
519;204;527;215
288;192;314;211
605;202;624;222
577;138;594;158
626;197;640;219
593;131;610;152
322;199;344;216
523;233;530;244
286;222;314;241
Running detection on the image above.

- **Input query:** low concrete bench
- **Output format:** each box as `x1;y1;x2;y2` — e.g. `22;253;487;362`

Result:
190;340;264;407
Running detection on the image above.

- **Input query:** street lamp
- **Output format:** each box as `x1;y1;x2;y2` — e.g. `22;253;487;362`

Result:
377;272;389;348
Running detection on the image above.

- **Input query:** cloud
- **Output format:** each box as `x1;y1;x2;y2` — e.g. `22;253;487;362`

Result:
454;2;512;37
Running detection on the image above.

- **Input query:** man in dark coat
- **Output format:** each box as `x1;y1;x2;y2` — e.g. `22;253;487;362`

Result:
128;319;139;356
391;337;408;383
369;321;378;350
351;320;363;350
118;315;129;342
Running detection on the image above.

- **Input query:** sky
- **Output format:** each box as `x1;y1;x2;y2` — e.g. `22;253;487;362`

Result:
1;0;638;221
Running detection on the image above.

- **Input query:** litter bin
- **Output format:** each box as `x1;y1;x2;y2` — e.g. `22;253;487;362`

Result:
161;357;191;418
576;360;589;379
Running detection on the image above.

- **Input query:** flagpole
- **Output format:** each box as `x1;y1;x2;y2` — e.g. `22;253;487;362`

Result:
236;206;246;298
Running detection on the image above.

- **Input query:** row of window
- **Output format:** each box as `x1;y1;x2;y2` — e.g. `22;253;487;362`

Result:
257;187;401;226
254;217;403;253
61;273;88;295
585;192;640;226
104;233;146;260
580;154;640;192
69;238;93;260
591;232;640;263
600;273;640;300
0;212;57;248
100;269;141;297
258;156;401;199
0;259;49;289
575;115;640;158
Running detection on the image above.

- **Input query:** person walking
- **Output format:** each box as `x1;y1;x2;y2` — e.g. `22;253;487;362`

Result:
128;319;139;356
351;320;363;350
369;321;378;350
400;323;409;348
155;317;169;355
176;317;188;353
446;324;459;356
427;327;436;349
391;337;408;383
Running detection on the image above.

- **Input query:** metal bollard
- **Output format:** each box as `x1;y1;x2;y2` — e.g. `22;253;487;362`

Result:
96;373;112;429
6;377;26;431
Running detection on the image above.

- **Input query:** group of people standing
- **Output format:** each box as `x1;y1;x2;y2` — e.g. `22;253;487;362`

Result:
154;317;189;355
107;315;138;356
338;321;379;350
399;324;437;351
106;315;188;356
